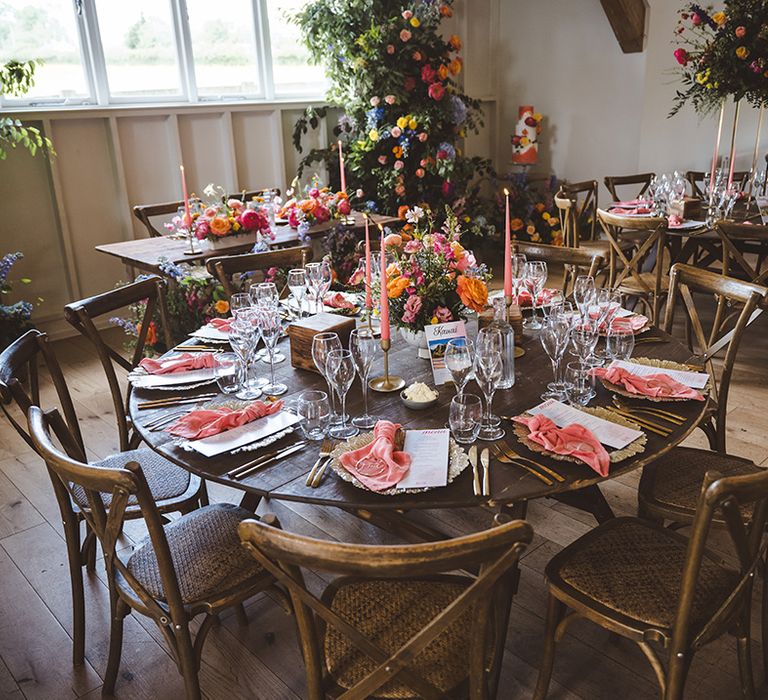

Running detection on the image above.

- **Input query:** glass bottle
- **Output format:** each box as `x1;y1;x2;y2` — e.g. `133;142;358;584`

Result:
489;297;515;389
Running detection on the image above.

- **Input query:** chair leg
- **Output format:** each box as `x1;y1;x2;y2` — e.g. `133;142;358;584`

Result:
176;624;203;700
533;593;566;700
665;652;692;700
64;517;86;666
82;526;98;572
737;631;756;700
103;591;127;695
198;480;209;507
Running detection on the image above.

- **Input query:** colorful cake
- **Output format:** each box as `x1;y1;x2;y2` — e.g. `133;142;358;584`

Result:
511;105;542;165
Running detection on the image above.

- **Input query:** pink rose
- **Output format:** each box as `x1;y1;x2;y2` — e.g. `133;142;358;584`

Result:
692;13;702;25
387;44;395;54
436;306;453;323
673;48;688;66
404;76;417;91
194;220;210;240
402;294;423;324
337;198;351;215
418;132;428;142
391;126;402;137
428;82;446;101
227;198;244;210
421;64;436;83
394;160;405;170
370;95;380;106
288;209;301;228
437;148;448;160
420;158;428;167
412;51;423;61
441;180;453;198
454;251;476;273
415;168;425;178
378;155;388;165
400;29;412;42
384;233;403;249
384;94;396;105
314;206;330;223
395;184;406;196
204;206;218;217
238;208;268;232
404;240;421;253
735;26;746;38
402;10;413;19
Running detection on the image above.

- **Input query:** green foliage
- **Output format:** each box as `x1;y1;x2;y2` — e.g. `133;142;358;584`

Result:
0;60;55;160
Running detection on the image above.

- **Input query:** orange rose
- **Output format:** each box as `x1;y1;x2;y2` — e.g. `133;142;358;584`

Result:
449;59;462;75
137;321;157;346
214;299;230;314
438;64;449;80
510;218;524;232
535;203;546;212
387;276;410;298
398;205;410;220
449;35;462;50
457;276;488;312
383;233;403;249
210;216;231;236
440;4;453;17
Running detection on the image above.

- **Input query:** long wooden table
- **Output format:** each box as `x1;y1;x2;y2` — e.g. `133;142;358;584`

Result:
129;325;709;525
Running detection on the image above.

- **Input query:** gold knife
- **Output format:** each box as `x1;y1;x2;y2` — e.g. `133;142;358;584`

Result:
468;445;480;496
480;448;490;496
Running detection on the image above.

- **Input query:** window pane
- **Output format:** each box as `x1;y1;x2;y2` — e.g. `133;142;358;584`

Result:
187;0;261;97
267;0;327;96
0;0;90;101
94;0;182;98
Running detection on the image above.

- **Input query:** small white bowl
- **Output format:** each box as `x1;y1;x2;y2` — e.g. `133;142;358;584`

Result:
400;389;439;410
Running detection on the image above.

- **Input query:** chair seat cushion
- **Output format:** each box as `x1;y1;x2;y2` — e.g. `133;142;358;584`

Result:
546;517;739;635
72;447;193;509
323;578;475;699
127;503;263;604
639;447;762;518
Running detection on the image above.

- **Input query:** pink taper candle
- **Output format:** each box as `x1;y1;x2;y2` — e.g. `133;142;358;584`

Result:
180;164;191;228
709;103;725;198
378;225;390;341
338;140;347;194
503;187;512;298
364;215;372;309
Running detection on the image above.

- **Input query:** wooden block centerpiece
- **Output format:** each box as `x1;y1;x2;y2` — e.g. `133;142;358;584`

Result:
287;312;356;373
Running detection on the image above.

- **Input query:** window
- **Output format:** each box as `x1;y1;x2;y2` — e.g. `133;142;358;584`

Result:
0;0;326;107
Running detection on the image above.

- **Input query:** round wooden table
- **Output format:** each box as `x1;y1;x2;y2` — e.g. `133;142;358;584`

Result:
129;325;709;522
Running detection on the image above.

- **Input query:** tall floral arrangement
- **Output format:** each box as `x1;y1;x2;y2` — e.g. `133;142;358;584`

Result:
670;1;768;116
0;252;36;349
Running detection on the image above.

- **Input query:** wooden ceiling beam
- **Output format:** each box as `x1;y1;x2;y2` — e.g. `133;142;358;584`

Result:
600;0;649;53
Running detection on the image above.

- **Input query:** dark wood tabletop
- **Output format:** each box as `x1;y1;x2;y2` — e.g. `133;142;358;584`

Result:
128;324;710;512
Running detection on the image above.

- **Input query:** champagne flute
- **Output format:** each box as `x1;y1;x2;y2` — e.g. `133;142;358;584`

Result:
593;288;622;360
305;262;321;314
326;348;358;439
474;348;504;441
540;314;571;400
256;307;287;396
229;314;262;400
249;282;278;308
523;260;547;330
287;268;307;318
312;332;342;423
349;328;378;429
573;275;596;320
445;338;474;397
510;253;527;303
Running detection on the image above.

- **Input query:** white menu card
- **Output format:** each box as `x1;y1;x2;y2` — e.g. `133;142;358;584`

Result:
609;359;709;389
129;367;216;388
395;429;450;489
188;411;302;457
424;321;467;385
527;399;643;449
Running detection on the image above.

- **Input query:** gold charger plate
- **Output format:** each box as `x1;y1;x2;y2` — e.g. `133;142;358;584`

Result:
598;357;709;403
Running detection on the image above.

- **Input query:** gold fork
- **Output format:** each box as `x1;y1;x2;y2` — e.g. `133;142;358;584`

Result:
489;444;553;486
612;396;686;424
499;440;566;482
306;437;335;487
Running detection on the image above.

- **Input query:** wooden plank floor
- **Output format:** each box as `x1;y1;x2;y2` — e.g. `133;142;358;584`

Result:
1;309;768;699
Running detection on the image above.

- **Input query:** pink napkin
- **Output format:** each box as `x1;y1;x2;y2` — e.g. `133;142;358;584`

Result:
516;288;554;306
591;314;648;333
611;207;651;215
323;292;356;310
668;214;683;228
338;420;412;491
512;414;610;476
167;399;284;439
139;353;216;375
207;318;232;332
591;366;704;401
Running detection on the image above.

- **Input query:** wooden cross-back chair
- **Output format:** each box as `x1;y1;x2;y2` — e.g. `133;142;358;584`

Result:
511;241;605;298
597;208;669;323
535;466;768;700
603;172;655;202
28;406;277;699
133;188;281;238
0;331;203;667
685;170;751;198
556;180;598;246
714;220;768;293
239;515;533;699
206;244;312;297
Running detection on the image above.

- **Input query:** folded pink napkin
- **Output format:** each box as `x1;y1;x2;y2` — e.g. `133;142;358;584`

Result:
668;214;683;228
516;288;554;306
139;352;216;375
207;318;232;332
591;366;704;401
323;292;356;310
167;399;284;439
611;207;651;215
512;414;610;476
338;420;411;491
591;314;648;333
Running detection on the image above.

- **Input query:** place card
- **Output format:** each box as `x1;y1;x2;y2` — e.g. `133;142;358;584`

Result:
395;429;450;489
187;411;302;457
424;320;467;385
191;325;229;342
609;359;709;389
129;367;216;388
527;399;643;449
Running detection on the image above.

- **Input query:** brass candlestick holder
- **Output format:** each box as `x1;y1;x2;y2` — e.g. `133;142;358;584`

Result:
369;338;405;392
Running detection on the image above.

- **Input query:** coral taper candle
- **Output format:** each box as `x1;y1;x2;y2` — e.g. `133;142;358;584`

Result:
364;214;372;309
338;140;347;194
179;164;191;228
709;102;725;201
378;224;390;341
727;100;741;188
503;187;512;299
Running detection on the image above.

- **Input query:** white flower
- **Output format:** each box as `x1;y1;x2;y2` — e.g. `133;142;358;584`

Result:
405;206;425;224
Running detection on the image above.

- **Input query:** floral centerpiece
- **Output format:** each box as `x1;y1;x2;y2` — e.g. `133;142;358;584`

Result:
277;179;353;229
0;252;35;350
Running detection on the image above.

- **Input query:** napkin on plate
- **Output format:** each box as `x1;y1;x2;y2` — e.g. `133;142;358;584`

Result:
207;318;232;332
591;365;704;401
323;292;356;310
139;352;216;375
516;288;555;305
339;420;412;491
512;414;610;476
167;399;284;440
604;314;648;332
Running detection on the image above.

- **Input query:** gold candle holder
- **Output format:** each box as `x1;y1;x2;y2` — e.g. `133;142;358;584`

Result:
369;338;405;392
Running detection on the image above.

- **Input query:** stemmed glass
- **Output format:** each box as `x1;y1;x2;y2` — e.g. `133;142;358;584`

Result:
510;253;527;303
306;261;332;314
312;332;342;424
257;307;287;396
287;268;307;318
229;313;262;400
593;288;622;360
349;328;378;429
572;275;596;320
474;334;504;441
250;282;285;363
326;349;358;439
230;292;252;316
522;261;547;329
539;313;572;400
445;338;474;397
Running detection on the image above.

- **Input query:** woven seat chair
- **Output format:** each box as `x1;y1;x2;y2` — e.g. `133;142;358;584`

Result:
511;241;604;298
28;406;277;698
603;172;655;202
534;464;768;700
0;330;204;667
239;515;533;699
206;244;312;297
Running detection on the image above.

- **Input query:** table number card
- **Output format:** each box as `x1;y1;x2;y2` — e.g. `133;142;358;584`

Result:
424;321;467;385
396;429;450;489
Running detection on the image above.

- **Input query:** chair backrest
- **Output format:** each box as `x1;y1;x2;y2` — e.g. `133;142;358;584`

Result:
239;516;532;699
28;406;193;627
63;275;173;451
511;241;605;297
557;180;599;246
663;263;768;451
206;245;312;297
686;171;751;199
670;467;768;656
603;172;655;202
714;220;768;287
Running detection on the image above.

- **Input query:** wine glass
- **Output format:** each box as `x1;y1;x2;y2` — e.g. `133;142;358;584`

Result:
593;288;622;360
249;282;279;308
522;261;547;329
349;328;378;429
539;314;571;400
474;347;504;441
571;315;600;370
296;390;331;441
230;293;252;316
326;348;358;439
312;332;342;424
510;253;527;303
572;275;596;320
445;338;474;397
287;268;307;318
306;261;332;314
449;393;483;444
229;314;262;400
606;321;635;361
476;329;502;427
257;307;287;396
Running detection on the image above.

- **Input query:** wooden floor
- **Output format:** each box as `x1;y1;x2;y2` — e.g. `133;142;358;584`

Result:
1;312;768;700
